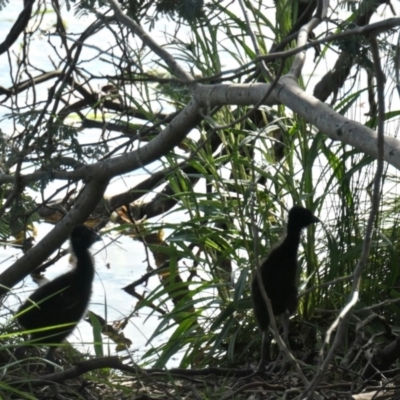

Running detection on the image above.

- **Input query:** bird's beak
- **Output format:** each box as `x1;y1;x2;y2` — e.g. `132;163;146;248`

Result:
312;216;320;223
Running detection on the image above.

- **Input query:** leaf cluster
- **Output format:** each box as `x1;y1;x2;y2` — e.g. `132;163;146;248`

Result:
1;0;400;382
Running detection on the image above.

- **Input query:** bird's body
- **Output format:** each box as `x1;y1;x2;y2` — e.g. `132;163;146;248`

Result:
17;225;101;365
251;206;319;362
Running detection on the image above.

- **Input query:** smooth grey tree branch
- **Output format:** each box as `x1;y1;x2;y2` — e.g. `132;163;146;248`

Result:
0;100;202;186
192;80;400;171
290;0;328;77
0;99;203;293
0;1;398;300
1;79;399;187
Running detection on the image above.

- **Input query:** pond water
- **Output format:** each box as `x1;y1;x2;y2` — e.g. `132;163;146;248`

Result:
0;4;187;367
4;220;184;366
2;1;400;370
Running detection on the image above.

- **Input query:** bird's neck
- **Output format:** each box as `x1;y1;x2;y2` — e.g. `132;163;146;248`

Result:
73;247;95;281
282;229;302;255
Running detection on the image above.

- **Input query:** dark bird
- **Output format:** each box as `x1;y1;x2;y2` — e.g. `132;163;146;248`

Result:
16;225;101;368
251;206;319;366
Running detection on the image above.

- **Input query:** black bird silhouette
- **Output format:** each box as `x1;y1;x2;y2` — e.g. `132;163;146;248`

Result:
17;225;101;367
251;206;319;365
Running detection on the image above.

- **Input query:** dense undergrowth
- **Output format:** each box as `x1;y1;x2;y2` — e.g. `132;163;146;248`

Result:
0;0;400;398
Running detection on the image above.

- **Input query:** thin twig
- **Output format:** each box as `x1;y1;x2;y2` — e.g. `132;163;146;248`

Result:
106;0;194;83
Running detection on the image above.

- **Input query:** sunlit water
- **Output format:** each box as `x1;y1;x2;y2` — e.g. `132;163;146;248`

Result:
0;5;188;367
2;222;183;366
2;1;400;369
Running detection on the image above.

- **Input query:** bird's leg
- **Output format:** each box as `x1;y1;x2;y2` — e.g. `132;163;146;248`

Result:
277;311;294;374
282;311;291;350
257;330;271;371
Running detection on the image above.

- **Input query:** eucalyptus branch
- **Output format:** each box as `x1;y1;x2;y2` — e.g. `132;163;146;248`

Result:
289;0;328;77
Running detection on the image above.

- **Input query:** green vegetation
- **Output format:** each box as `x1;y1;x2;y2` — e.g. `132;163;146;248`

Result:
0;0;399;398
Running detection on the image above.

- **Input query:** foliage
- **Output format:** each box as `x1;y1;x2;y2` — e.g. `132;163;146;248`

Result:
69;0;205;22
0;0;400;396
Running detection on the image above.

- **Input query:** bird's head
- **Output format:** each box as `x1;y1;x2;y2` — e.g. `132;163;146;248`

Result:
287;206;320;231
70;225;101;249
